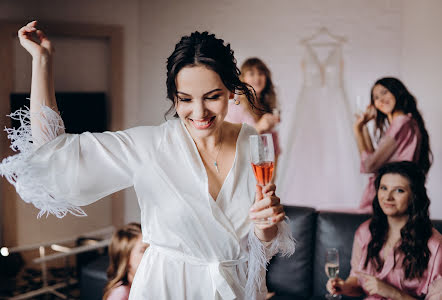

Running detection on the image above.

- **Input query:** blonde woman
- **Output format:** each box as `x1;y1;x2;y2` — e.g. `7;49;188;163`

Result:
103;223;148;300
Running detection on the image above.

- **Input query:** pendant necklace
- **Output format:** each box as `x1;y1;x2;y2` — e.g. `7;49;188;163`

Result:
214;129;224;173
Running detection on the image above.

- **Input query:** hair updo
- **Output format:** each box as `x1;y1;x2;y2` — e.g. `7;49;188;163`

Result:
165;31;257;117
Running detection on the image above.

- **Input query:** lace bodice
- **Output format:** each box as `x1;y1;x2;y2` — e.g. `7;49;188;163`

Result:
302;44;343;88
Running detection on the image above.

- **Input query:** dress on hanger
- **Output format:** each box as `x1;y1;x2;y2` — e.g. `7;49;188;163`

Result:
279;43;362;209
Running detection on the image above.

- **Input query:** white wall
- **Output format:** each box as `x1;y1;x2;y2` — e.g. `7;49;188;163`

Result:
400;0;442;218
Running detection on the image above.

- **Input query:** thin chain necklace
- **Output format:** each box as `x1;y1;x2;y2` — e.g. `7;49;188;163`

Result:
198;128;224;173
213;129;224;173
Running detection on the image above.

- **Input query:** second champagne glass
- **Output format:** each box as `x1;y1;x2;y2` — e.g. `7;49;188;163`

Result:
355;95;364;115
325;248;342;300
250;134;275;225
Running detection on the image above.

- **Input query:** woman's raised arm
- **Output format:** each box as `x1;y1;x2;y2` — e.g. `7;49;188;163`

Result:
18;21;63;146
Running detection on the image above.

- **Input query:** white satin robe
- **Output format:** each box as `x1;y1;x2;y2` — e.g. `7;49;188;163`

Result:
0;107;295;300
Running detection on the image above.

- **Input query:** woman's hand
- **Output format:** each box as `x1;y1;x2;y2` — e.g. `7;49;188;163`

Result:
20;21;59;141
364;105;377;121
353;105;376;131
249;184;285;241
326;277;345;295
18;21;54;59
357;272;402;299
255;113;279;133
327;276;364;297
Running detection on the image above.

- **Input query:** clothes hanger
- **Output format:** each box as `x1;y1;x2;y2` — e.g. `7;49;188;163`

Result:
300;26;347;47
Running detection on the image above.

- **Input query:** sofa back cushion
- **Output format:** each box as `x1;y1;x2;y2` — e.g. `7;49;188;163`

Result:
266;206;317;298
312;211;370;296
433;220;442;235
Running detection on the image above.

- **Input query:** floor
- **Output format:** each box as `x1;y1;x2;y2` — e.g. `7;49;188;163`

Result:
0;267;80;300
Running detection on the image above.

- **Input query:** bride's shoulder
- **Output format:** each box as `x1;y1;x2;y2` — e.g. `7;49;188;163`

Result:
120;120;174;150
124;121;169;136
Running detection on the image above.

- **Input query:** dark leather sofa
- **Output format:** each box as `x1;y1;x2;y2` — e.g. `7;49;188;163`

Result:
267;206;442;300
80;206;442;300
80;254;109;300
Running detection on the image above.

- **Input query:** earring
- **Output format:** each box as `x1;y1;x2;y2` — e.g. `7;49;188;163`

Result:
234;96;240;105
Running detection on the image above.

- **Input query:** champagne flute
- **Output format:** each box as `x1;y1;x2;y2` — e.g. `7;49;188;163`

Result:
356;95;365;115
325;248;342;300
272;107;281;131
249;134;275;224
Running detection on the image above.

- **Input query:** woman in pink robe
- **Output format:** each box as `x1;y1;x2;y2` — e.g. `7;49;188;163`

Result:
104;223;148;300
225;58;281;156
353;77;432;213
327;162;442;299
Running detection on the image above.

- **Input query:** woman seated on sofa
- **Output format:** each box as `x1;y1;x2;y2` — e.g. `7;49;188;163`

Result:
103;223;149;300
327;161;442;299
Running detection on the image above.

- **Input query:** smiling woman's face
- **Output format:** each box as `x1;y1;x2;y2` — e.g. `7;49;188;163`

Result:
378;173;411;217
242;67;266;96
175;65;231;139
372;84;396;115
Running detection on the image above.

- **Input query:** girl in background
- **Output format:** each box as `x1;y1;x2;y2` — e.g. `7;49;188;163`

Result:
225;57;281;159
353;77;432;212
103;223;148;300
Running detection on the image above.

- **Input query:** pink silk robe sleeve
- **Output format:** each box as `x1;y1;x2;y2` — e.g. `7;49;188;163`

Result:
360;114;421;174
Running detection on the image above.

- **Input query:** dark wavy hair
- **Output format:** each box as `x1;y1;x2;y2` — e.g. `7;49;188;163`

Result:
240;57;277;114
364;161;433;279
165;31;257;117
370;77;433;174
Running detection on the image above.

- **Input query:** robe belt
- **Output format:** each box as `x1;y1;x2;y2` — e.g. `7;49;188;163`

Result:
150;245;248;300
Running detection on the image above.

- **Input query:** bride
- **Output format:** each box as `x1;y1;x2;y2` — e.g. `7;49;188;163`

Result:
1;21;295;299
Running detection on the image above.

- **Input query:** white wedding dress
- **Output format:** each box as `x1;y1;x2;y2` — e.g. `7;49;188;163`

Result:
278;44;363;209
